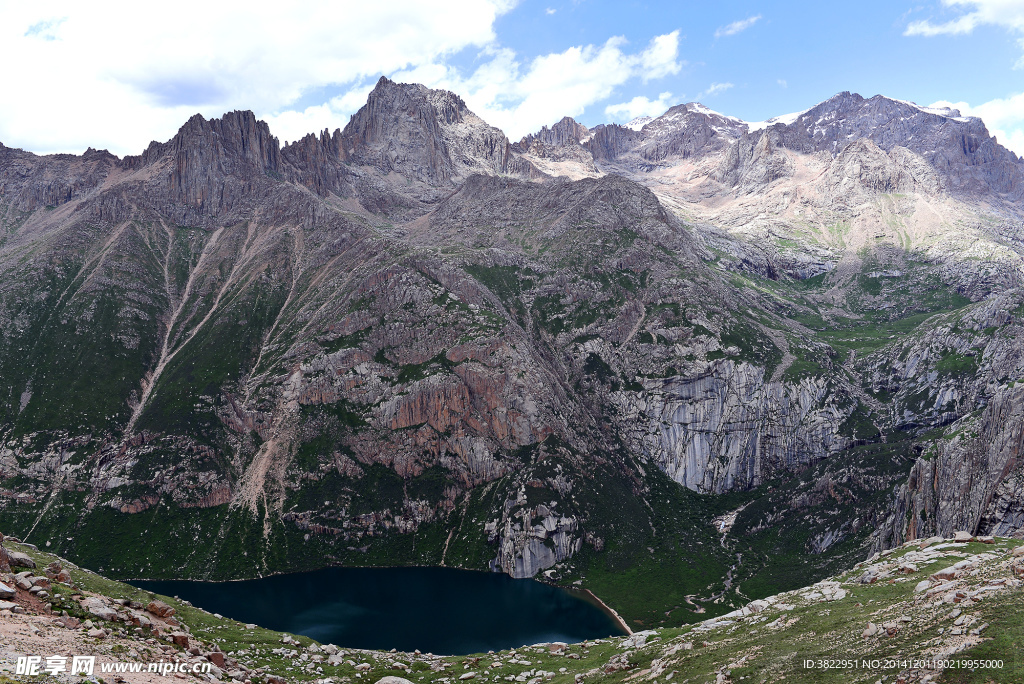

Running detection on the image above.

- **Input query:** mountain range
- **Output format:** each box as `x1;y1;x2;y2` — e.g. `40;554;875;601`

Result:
1;76;1023;629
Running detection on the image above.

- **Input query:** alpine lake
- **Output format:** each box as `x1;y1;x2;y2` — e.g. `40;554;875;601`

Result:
132;566;626;655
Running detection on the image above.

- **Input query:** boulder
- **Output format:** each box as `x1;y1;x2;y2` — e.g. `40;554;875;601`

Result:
0;581;16;599
58;616;81;629
621;630;656;649
862;622;878;637
207;652;225;668
81;597;118;621
265;677;285;684
171;632;190;647
15;576;33;590
0;600;18;611
824;587;848;601
8;551;35;569
952;531;973;543
87;627;107;639
125;609;152;628
459;674;476;681
377;678;415;684
914;580;931;593
1011;546;1024;557
746;599;769;613
977;536;995;544
147;600;175;618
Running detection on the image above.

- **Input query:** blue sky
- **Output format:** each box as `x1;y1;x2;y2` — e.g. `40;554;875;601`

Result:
2;0;1023;156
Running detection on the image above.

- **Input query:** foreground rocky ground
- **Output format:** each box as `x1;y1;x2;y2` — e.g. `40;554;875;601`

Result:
1;533;1022;684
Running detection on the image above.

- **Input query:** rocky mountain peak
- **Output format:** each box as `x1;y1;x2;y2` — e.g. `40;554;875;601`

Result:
773;91;1023;198
516;117;590;149
339;76;526;187
171;110;280;171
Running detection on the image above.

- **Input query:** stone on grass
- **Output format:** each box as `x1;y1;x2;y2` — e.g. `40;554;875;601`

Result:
81;597;118;621
931;566;959;581
146;600;175;618
952;531;973;543
8;551;36;568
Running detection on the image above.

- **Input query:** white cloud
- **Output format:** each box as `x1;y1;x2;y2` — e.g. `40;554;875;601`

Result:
604;92;676;121
546;7;556;14
906;1;1024;66
930;92;1024;156
777;78;788;88
390;31;683;140
698;82;734;99
1;0;517;155
714;15;762;38
905;0;1024;35
2;2;682;155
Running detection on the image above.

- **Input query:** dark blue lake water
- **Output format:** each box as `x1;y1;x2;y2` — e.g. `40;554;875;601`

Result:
133;566;625;655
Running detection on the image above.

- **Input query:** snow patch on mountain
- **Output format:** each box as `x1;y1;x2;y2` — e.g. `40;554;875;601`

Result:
746;109;808;132
624;116;653;131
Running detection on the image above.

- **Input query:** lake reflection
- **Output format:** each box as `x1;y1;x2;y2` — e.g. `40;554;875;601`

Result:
133;566;625;654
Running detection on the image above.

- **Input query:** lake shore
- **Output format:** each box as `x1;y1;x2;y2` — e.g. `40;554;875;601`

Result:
565;586;632;636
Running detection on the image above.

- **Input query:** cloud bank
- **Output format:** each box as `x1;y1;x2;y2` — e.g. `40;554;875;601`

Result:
1;2;683;155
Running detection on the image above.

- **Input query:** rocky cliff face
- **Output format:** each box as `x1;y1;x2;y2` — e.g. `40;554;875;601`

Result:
616;364;851;493
0;81;1023;609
